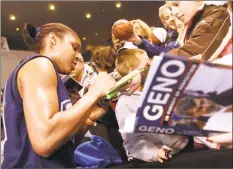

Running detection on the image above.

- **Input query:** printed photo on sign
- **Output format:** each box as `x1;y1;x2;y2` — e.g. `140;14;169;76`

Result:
134;54;232;136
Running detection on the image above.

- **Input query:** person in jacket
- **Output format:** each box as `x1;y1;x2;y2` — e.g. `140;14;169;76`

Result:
166;1;230;60
208;1;232;62
124;1;230;60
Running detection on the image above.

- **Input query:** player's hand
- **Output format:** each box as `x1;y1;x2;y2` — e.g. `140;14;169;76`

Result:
88;72;116;98
155;145;172;163
87;106;105;123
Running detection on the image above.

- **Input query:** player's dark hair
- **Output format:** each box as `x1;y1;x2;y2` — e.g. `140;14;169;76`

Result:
22;23;81;53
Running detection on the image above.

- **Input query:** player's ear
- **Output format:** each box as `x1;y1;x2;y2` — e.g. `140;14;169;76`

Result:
48;32;58;46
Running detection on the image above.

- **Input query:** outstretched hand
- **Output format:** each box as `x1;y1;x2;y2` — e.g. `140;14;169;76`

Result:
155;145;172;163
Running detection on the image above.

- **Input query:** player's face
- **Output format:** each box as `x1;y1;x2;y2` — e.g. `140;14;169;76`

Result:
189;98;220;116
54;33;81;75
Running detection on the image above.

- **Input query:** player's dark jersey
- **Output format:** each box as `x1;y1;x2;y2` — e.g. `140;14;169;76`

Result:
2;55;74;168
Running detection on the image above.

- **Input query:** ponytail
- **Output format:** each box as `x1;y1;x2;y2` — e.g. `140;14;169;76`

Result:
22;23;40;51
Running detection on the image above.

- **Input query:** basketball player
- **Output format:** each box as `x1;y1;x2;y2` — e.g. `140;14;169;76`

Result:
1;23;115;168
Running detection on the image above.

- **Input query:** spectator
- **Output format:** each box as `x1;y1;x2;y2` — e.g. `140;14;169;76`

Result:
89;45;117;74
124;2;230;60
115;48;190;163
130;19;152;42
84;45;127;159
89;45;122;81
70;53;97;100
118;13;183;58
166;1;231;60
159;4;179;47
208;2;232;62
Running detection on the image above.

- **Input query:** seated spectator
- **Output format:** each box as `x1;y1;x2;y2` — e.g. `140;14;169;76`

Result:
208;1;232;62
89;45;121;80
124;2;230;60
130;19;152;43
118;10;183;58
159;4;179;47
83;45;127;160
89;45;116;74
70;53;97;100
159;4;187;47
115;48;190;163
166;1;231;60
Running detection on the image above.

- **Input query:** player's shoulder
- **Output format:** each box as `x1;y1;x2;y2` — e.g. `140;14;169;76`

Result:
19;56;57;82
22;56;56;73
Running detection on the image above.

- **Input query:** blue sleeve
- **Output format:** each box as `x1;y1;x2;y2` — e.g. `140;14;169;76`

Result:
137;39;175;58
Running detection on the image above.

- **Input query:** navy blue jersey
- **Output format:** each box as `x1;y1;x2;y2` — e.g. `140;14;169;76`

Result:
2;55;75;168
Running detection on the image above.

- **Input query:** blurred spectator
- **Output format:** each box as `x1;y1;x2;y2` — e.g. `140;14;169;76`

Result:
117;12;184;57
159;4;180;47
84;45;127;159
89;45;116;74
67;52;113;146
159;4;176;31
69;53;97;102
130;19;152;43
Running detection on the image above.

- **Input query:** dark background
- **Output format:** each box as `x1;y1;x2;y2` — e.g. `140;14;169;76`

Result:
2;1;164;50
